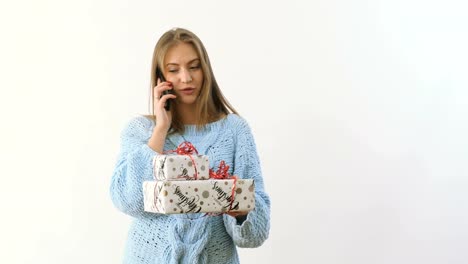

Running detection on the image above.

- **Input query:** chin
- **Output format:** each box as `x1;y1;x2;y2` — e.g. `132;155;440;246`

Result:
177;98;198;105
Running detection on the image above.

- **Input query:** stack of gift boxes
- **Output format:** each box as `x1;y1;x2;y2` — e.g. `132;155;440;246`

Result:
142;142;255;214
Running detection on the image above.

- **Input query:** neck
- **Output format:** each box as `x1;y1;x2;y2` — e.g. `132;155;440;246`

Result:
176;103;198;125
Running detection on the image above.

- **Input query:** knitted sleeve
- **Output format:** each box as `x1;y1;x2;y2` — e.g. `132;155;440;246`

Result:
223;118;271;248
110;116;159;218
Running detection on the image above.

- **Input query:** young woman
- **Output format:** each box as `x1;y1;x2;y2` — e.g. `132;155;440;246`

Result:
110;27;270;264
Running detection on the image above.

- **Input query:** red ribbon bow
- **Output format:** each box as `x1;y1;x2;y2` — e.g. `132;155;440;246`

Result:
163;141;199;180
171;141;199;155
209;160;230;179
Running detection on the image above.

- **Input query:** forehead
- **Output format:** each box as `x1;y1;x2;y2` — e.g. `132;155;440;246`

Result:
164;43;199;65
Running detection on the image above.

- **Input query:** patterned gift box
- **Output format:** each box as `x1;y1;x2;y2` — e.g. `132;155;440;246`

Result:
152;154;210;181
143;179;255;214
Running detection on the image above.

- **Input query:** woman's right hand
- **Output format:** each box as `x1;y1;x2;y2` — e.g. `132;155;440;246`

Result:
153;78;177;133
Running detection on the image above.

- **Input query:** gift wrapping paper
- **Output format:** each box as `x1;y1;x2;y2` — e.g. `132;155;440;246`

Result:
143;179;255;214
153;154;210;180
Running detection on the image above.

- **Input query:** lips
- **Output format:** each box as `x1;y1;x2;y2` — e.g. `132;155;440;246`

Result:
180;87;195;95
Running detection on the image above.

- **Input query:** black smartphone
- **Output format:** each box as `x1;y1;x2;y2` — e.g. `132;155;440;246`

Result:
156;66;171;111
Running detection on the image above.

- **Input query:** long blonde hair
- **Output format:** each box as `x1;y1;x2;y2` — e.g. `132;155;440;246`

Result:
146;27;238;135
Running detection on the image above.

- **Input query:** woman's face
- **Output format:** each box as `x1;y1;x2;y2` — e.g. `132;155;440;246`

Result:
163;43;204;107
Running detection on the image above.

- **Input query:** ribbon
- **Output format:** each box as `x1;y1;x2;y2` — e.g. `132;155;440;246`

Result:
208;160;238;212
209;160;230;179
163;141;199;180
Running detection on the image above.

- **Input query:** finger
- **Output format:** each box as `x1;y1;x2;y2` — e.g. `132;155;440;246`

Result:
226;211;248;217
157;94;177;108
155;81;172;93
153;84;173;99
225;211;238;217
157;78;171;86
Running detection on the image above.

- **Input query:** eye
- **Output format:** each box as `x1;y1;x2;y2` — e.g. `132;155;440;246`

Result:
190;65;201;69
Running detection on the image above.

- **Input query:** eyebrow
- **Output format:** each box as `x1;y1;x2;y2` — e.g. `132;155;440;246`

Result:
166;58;200;66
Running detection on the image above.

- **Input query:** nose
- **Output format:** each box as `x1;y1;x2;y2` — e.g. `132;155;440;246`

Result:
180;68;192;83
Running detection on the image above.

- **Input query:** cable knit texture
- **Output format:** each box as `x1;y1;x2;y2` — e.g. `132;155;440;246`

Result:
110;113;271;264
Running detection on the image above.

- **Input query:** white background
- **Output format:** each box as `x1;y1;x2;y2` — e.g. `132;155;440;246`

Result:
1;0;467;263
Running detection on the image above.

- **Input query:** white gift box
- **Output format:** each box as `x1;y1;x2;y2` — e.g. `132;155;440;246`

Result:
143;179;255;214
153;154;210;180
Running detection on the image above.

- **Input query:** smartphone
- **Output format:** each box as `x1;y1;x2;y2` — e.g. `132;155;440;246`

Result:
156;66;171;111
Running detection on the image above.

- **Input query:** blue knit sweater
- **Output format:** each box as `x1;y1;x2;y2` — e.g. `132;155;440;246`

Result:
110;113;271;264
